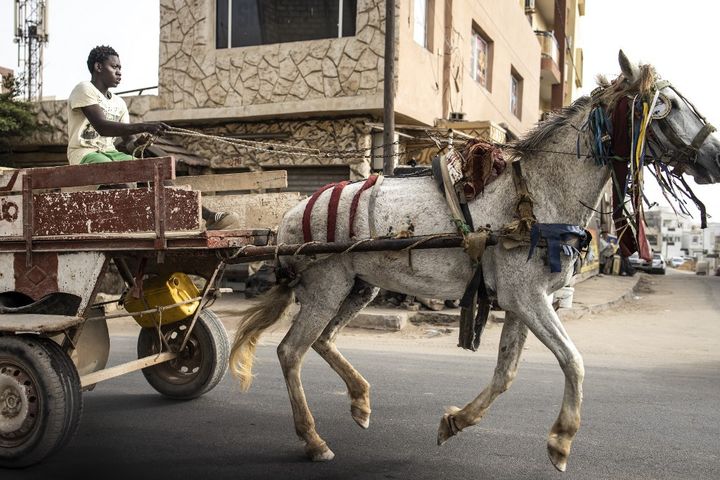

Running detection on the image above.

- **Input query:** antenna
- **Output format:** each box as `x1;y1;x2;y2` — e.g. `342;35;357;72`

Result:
13;0;49;101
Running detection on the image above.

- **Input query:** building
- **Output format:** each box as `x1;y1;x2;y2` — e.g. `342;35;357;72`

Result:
644;206;702;259
0;66;14;94
2;0;586;194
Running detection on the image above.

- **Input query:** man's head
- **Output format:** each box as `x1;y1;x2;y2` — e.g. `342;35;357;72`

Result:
87;45;121;88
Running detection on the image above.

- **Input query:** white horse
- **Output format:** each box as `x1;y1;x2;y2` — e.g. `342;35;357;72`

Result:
229;52;720;471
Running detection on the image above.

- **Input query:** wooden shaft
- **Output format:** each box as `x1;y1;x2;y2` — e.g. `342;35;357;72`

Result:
224;234;498;263
80;352;177;388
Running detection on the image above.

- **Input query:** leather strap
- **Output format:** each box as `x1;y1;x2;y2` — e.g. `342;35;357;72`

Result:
326;181;349;242
349;175;379;238
302;183;336;242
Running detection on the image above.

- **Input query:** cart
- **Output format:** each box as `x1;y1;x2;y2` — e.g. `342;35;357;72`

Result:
0;156;479;467
0;157;282;467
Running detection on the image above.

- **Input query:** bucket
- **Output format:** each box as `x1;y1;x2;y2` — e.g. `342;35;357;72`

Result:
554;286;575;309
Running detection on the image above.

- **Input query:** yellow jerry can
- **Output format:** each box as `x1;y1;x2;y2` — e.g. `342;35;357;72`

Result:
123;273;200;328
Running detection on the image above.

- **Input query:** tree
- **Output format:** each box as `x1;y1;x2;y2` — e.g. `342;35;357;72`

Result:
0;74;42;152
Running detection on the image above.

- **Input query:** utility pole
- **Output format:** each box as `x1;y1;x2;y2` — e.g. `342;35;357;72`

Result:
14;0;49;101
382;0;396;175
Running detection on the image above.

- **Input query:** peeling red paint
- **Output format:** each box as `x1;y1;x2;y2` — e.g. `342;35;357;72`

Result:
33;188;200;235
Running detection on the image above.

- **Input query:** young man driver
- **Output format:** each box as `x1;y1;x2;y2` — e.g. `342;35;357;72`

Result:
67;45;240;230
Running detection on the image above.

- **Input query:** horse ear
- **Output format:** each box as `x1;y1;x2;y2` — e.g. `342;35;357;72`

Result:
618;50;640;83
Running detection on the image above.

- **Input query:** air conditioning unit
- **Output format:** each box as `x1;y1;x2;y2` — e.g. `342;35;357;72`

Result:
525;0;536;14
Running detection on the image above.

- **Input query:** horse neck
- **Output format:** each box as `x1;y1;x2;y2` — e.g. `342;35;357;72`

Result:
514;113;610;228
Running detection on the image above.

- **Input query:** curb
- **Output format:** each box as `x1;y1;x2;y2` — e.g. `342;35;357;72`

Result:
352;274;642;330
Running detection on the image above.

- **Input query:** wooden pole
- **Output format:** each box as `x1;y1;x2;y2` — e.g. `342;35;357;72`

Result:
223;234;499;263
383;0;397;175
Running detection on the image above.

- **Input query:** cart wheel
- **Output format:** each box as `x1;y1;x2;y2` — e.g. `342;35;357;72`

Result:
39;338;83;456
137;309;229;400
0;335;82;468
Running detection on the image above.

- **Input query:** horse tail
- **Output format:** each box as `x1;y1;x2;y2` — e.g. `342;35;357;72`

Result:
229;284;295;391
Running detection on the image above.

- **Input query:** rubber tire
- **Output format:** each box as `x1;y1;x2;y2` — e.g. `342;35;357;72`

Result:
137;309;229;400
39;338;83;456
0;335;82;468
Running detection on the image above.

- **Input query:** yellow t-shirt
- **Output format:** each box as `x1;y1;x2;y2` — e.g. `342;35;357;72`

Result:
67;81;129;165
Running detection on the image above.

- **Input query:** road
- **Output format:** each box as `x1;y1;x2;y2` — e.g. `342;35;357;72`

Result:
5;271;719;480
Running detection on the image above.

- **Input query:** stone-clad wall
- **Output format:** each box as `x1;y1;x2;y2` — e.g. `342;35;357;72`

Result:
158;0;388;110
178;116;373;179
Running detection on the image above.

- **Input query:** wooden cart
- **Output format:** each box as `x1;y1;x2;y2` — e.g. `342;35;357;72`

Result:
0;157;289;467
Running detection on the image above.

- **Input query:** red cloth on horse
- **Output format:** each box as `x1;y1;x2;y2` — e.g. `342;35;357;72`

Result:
302;183;335;242
610;97;651;261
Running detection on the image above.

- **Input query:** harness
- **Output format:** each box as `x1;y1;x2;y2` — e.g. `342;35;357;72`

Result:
432;151;589;351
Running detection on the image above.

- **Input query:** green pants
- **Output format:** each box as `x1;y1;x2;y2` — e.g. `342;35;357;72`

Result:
80;150;133;164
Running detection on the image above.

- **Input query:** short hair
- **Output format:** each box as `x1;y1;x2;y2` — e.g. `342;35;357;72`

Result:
87;45;119;73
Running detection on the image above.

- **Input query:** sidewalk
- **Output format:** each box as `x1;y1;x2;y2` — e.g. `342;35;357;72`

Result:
208;273;642;331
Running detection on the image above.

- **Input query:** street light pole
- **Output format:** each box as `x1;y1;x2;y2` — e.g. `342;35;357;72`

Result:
382;0;396;175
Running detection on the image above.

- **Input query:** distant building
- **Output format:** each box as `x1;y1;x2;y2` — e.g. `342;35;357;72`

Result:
645;207;703;259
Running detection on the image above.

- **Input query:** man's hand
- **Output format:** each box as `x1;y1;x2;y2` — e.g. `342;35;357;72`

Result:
141;122;170;136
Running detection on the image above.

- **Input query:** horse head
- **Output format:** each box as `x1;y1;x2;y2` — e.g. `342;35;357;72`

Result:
618;50;720;184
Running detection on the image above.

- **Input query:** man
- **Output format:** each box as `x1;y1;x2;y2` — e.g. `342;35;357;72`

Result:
67;45;239;229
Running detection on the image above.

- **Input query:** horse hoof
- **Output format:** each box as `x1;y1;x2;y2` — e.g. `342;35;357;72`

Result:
351;406;371;429
547;443;568;472
305;442;335;462
309;447;335;462
437;407;461;445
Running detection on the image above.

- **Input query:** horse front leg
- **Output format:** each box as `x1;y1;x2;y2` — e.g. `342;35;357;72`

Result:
437;312;528;443
510;292;584;472
312;280;379;429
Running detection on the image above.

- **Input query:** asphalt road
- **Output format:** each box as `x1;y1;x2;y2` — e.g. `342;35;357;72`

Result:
5;271;720;480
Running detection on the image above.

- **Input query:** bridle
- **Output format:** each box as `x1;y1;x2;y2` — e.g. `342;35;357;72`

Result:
646;80;716;171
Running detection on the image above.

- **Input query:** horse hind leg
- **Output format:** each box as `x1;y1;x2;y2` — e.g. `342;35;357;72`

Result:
437;312;528;444
277;268;355;462
312;280;379;429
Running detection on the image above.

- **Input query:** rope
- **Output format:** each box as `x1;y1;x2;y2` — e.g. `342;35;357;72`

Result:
132;134;158;159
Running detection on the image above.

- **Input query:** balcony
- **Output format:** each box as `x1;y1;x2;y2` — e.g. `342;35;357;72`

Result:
535;30;561;103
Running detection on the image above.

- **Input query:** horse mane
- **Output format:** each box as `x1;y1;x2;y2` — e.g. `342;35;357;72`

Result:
507;63;658;159
507;97;591;158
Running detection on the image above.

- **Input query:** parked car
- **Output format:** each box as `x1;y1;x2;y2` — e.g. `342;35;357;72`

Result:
670;257;685;268
629;252;666;274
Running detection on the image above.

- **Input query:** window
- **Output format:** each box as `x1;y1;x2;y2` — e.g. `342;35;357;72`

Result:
412;0;433;50
510;68;523;119
216;0;357;49
470;27;492;90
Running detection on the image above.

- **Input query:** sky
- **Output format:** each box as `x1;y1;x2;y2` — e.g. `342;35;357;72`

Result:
0;0;718;222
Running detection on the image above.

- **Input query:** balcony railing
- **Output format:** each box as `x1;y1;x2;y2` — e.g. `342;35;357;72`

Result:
535;30;559;65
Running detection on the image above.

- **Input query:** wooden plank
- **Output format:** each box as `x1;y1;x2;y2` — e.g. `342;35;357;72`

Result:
24;157;176;190
32;187;201;235
174;171;287;193
80;352;177;388
0;194;23;237
202;192;302;229
0;314;83;333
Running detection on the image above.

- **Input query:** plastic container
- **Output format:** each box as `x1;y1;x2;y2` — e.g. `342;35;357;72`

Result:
554;286;575;309
123;272;200;328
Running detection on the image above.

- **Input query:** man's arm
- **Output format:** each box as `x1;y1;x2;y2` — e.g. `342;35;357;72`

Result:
81;104;169;137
